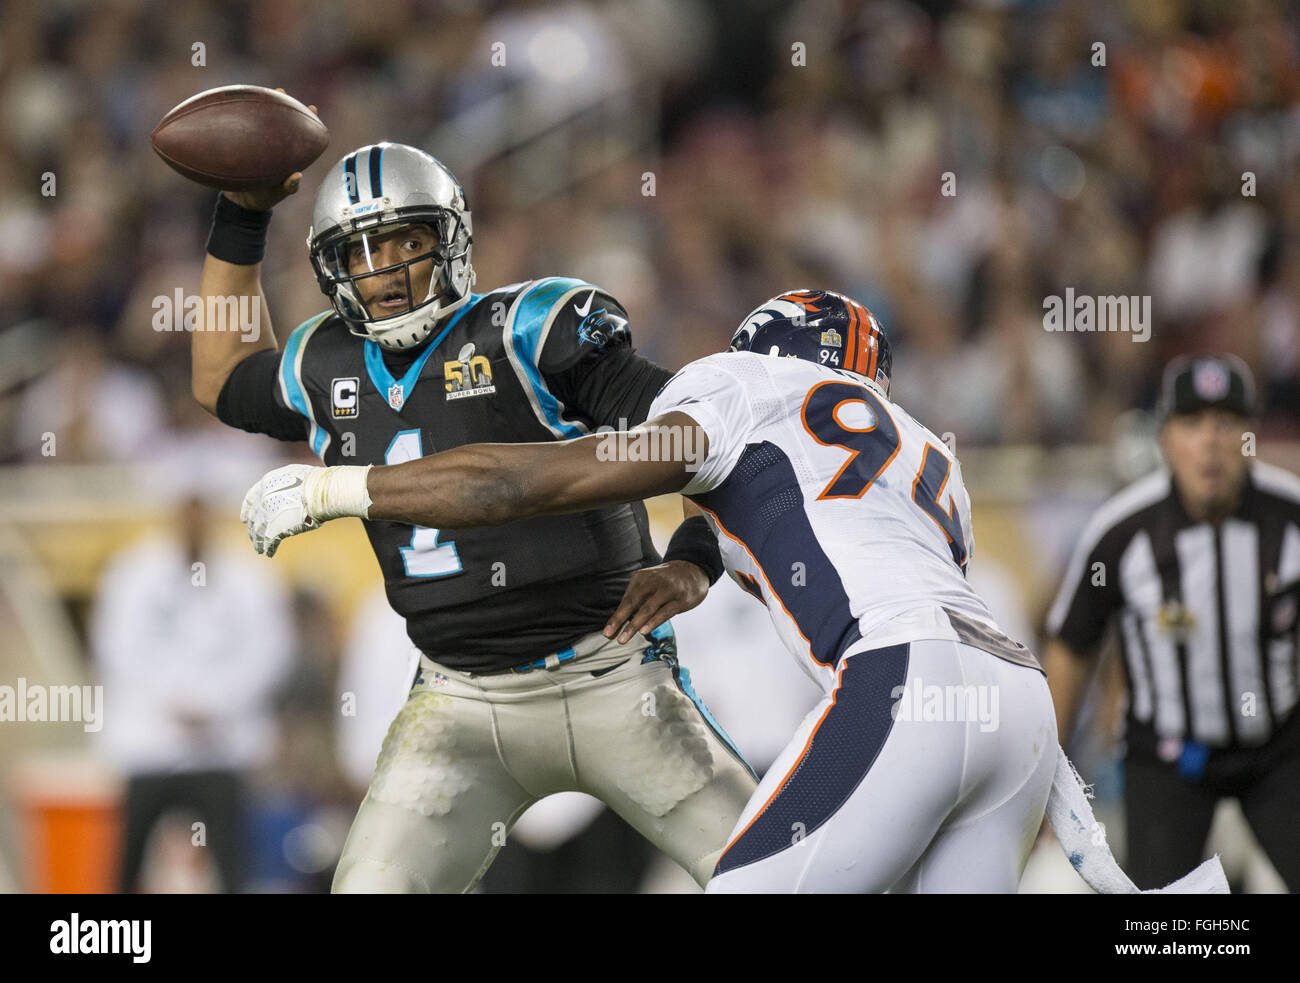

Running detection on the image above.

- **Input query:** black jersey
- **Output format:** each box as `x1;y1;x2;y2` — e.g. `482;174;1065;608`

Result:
219;277;674;671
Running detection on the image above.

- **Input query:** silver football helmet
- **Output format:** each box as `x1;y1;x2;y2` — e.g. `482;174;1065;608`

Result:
307;143;475;350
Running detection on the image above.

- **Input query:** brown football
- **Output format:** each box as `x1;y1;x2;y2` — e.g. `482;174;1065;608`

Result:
151;85;329;190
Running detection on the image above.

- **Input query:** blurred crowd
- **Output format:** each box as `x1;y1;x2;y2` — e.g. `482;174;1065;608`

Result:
1;0;1298;891
2;0;1299;465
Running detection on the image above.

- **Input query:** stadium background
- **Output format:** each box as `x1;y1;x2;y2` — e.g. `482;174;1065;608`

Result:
1;0;1297;892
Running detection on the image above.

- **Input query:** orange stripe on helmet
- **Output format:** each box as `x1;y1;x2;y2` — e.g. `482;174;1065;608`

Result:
845;301;860;374
848;300;869;376
777;290;823;312
854;302;877;380
871;312;884;381
843;301;857;370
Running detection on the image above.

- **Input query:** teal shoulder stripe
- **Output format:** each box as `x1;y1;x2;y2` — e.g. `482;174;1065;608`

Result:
511;278;591;438
279;311;332;456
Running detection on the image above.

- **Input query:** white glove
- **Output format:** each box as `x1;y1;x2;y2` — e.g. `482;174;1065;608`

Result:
241;462;374;558
241;463;320;558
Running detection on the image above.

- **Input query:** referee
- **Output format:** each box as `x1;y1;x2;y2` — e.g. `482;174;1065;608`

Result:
1045;353;1300;891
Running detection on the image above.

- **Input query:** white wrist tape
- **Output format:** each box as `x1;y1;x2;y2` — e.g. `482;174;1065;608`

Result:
303;465;373;521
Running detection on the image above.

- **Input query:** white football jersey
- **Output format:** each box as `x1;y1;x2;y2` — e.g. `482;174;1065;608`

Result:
648;351;1035;691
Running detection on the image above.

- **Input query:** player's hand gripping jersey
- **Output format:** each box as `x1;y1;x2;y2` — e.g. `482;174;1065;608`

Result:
648;350;1039;691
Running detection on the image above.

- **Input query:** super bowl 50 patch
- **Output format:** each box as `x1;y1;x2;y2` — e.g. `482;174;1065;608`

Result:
445;343;496;401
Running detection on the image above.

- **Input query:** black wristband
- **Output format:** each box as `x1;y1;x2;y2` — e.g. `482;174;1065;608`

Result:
664;515;724;586
206;192;272;266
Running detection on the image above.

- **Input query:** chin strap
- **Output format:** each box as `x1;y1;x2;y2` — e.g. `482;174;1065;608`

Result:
365;287;475;351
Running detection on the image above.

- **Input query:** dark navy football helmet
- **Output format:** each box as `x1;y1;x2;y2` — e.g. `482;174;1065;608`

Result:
729;289;893;394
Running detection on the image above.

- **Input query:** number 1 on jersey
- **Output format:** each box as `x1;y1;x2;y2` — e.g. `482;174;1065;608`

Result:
385;430;464;578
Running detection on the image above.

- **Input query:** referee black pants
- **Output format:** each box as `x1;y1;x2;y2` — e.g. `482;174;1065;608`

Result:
118;769;246;893
1124;710;1300;892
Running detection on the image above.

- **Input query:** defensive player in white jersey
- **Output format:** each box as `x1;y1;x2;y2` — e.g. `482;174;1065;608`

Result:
243;289;1060;892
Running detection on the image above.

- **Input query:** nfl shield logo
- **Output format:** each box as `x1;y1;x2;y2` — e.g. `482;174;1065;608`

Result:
388;383;405;410
1193;361;1229;400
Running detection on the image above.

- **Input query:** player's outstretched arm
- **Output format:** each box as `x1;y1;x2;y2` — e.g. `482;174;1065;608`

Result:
192;91;320;414
241;413;707;556
192;179;300;413
368;420;699;526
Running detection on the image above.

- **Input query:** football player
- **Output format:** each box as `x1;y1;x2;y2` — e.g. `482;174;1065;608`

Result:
243;289;1062;891
193;142;759;892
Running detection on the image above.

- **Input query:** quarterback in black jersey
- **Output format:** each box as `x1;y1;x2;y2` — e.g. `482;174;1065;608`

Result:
194;140;756;892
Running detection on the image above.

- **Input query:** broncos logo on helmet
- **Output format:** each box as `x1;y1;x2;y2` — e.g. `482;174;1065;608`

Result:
729;289;893;394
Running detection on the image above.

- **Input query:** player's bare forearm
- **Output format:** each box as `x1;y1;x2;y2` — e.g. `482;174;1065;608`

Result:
367;412;705;528
193;175;305;414
1043;637;1093;745
244;413;708;558
192;254;277;412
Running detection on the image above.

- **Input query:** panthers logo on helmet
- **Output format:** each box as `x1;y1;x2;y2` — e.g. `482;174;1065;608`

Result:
730;289;892;394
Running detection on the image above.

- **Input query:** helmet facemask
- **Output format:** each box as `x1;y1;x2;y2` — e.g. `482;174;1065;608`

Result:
310;209;473;350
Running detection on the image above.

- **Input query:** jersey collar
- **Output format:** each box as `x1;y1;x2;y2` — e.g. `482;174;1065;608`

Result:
362;295;479;412
1167;464;1255;527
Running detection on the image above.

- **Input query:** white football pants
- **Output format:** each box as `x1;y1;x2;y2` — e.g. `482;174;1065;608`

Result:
333;627;757;892
707;638;1057;893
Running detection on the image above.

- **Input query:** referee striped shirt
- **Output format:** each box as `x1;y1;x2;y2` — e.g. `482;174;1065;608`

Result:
1048;461;1300;749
